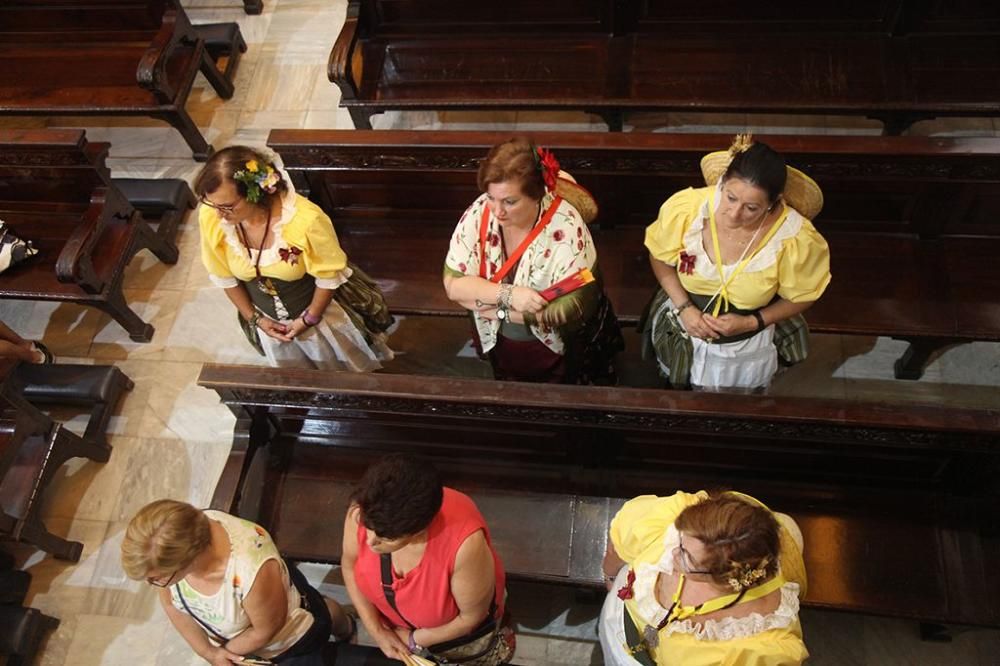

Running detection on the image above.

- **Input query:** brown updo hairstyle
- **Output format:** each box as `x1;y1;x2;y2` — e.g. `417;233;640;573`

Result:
673;493;780;589
193;145;289;209
477;137;546;201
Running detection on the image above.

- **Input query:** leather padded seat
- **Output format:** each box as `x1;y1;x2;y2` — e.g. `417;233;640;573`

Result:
0;606;59;662
112;178;195;216
193;22;247;82
16;364;126;405
0;570;30;605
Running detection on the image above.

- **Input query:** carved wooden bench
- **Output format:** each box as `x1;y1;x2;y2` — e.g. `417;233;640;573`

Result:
268;129;1000;380
200;364;1000;628
0;129;185;342
329;0;1000;134
0;359;131;561
0;0;245;161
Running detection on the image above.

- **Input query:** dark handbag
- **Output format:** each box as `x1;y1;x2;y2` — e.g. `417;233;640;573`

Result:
379;554;515;665
0;219;38;273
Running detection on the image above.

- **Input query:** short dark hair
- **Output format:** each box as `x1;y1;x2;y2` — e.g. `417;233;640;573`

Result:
477;137;546;201
192;145;288;209
722;142;787;203
352;454;444;539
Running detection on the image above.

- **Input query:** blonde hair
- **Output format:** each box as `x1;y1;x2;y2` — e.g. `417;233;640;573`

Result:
120;500;211;580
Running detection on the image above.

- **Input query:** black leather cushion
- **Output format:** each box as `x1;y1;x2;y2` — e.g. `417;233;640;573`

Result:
113;178;194;215
0;570;30;605
0;606;56;656
15;364;119;405
194;22;242;49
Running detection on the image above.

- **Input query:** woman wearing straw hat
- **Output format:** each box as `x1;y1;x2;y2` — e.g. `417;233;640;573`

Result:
444;137;623;384
640;135;831;392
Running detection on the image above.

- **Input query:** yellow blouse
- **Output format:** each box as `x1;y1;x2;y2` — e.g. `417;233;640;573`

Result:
644;186;831;310
199;193;349;287
610;493;809;666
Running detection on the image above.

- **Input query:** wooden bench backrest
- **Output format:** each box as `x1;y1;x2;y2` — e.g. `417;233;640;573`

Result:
269;130;1000;239
0;129;109;211
0;0;175;36
359;0;613;36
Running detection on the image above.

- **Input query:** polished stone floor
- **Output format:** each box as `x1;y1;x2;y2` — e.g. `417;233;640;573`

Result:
1;0;1000;663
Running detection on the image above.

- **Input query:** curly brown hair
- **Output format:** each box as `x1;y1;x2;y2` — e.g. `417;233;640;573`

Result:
477;137;546;201
351;454;444;539
673;493;780;590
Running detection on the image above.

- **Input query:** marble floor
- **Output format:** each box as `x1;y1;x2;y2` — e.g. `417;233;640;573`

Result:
1;0;1000;663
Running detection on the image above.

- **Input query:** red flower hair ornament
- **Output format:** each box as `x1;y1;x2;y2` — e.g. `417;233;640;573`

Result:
536;147;561;193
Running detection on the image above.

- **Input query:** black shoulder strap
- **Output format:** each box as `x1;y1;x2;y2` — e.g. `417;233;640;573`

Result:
380;553;417;630
174;583;229;644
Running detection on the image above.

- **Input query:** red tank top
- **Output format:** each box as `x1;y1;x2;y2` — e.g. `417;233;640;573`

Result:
355;487;506;629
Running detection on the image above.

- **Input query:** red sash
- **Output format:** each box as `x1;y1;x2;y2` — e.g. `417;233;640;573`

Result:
478;196;563;282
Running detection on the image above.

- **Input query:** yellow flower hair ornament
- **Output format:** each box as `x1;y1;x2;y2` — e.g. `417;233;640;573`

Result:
234;159;281;204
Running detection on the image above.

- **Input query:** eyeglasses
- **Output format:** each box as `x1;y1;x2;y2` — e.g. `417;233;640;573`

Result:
146;568;181;588
675;535;712;575
200;197;240;214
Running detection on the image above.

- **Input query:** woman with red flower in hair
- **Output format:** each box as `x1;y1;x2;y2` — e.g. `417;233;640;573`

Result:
443;137;623;383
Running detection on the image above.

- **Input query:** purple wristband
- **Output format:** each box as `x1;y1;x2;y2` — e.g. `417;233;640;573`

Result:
301;310;321;327
408;629;417;653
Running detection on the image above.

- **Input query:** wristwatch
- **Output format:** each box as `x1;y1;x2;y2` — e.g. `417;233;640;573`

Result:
496;307;508;321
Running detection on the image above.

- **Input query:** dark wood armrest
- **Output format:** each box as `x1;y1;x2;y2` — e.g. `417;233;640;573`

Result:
137;9;190;103
328;0;361;100
56;188;109;293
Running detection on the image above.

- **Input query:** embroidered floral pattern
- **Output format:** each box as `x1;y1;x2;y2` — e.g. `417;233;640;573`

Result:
278;246;302;265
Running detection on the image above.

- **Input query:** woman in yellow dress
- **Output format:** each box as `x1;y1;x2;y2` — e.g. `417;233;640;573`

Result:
195;146;393;371
599;491;809;666
641;135;830;391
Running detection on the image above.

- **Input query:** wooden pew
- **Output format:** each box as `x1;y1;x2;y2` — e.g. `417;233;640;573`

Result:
0;359;127;561
200;364;1000;628
0;128;183;342
328;0;1000;133
0;0;244;161
267;129;1000;380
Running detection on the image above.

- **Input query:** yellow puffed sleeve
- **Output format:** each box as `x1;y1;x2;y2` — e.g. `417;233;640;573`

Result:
198;205;234;279
776;220;832;303
285;198;348;280
610;491;707;563
644;187;707;265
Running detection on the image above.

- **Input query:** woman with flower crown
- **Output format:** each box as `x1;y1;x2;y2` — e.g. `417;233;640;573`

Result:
640;135;831;392
443;137;623;384
598;491;809;665
195;146;393;370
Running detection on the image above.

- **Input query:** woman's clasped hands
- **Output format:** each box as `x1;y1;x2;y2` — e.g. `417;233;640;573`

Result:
680;309;758;340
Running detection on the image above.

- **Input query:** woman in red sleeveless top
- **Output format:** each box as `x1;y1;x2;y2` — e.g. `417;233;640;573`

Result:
342;455;511;663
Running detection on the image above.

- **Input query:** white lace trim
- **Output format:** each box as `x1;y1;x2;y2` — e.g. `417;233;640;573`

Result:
315;267;352;290
631;525;679;624
662;582;801;641
684;185;804;279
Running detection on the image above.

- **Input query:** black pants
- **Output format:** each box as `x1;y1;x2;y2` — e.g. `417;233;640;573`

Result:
272;565;333;665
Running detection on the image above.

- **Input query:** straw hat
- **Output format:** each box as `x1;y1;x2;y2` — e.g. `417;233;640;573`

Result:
553;172;599;224
699;135;824;219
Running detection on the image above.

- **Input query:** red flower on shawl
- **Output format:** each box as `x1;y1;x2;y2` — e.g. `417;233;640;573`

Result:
544;249;551;259
279;246;302;265
458;262;468;273
577;227;583;238
617;569;636;600
538;148;560;192
577;239;584;250
679;251;696;275
553;229;565;242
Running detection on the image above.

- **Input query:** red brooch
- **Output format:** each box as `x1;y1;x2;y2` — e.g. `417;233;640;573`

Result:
279;246;302;265
679;251;696;275
617;569;636;600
